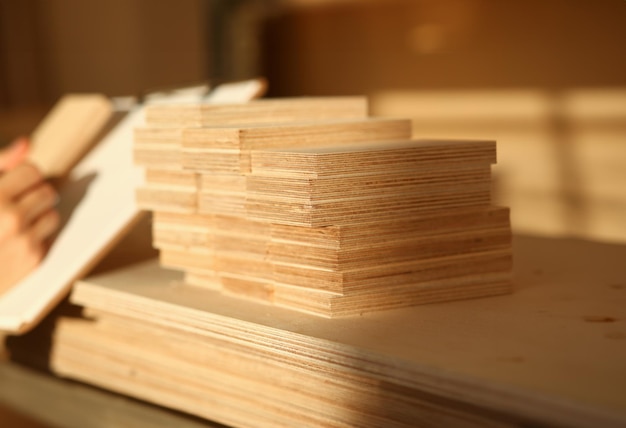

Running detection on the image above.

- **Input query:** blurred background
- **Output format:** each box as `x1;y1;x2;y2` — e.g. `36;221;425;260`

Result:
0;0;625;242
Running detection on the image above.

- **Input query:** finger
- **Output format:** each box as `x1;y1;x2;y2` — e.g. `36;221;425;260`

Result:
14;181;58;227
0;137;30;171
28;208;60;243
0;205;23;242
0;163;45;203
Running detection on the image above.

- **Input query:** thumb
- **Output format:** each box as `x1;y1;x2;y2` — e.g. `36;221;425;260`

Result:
0;137;30;171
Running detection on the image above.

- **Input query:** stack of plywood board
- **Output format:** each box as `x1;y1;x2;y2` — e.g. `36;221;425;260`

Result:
134;97;512;317
9;97;626;428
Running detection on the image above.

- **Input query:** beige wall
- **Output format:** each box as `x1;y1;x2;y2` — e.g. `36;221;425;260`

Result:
265;0;626;94
264;0;626;242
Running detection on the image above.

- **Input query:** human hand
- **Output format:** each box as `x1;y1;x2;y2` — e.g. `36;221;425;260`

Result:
0;138;60;292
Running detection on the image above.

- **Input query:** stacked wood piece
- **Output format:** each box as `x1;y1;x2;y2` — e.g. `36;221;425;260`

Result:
134;97;371;213
134;97;512;317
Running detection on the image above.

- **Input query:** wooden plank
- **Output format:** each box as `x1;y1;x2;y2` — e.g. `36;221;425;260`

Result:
197;175;247;216
249;139;496;178
271;249;512;295
181;118;412;174
145;96;367;127
268;226;512;270
245;167;492;226
145;169;199;188
244;139;495;226
246;186;492;227
133;127;182;168
269;206;510;247
136;185;198;213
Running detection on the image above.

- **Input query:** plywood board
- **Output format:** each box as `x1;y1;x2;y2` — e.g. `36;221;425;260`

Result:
52;235;626;428
249;139;496;178
145;96;366;127
181;118;412;174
